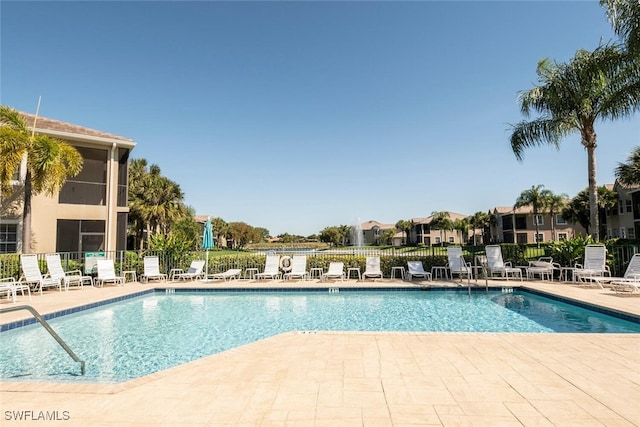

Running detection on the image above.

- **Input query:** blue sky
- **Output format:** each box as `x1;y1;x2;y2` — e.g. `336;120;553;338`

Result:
2;1;638;237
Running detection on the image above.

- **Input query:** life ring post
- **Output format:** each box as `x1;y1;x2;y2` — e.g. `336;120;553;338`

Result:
279;255;293;272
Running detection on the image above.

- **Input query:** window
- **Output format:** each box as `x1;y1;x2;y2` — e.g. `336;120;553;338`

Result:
535;233;544;243
557;232;568;241
629;228;636;239
620;228;626;239
56;220;105;253
448;236;454;243
434;237;441;244
0;223;18;253
619;201;624;214
626;200;632;213
555;215;567;225
58;147;107;205
534;215;544;226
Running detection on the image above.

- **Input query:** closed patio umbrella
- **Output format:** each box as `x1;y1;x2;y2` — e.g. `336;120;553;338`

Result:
202;217;214;281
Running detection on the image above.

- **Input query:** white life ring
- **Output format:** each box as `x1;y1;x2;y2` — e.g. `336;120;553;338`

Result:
279;255;293;272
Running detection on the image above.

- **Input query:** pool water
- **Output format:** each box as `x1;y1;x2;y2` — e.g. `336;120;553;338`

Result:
1;290;638;383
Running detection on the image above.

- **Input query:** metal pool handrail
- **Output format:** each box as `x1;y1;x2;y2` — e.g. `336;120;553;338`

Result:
0;305;85;375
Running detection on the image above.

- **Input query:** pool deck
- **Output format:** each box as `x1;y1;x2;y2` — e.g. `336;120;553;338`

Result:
1;278;639;426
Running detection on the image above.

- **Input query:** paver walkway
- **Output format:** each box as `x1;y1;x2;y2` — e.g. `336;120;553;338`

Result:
1;279;639;426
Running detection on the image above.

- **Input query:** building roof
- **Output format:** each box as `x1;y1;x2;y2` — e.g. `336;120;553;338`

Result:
411;211;468;224
20;111;136;148
360;220;395;231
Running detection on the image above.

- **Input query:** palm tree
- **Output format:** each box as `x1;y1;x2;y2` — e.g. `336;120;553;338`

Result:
452;218;470;246
509;44;640;241
514;185;551;247
545;192;568;241
0;106;83;253
429;211;453;245
128;159;187;249
600;0;640;55
615;146;640;186
469;211;490;245
395;220;413;246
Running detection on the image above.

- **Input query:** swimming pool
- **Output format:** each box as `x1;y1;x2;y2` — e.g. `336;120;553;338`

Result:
1;289;638;383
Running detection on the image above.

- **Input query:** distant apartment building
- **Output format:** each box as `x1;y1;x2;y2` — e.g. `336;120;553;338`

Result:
0;111;136;254
410;212;470;246
489;204;585;244
360;212;476;246
605;181;640;239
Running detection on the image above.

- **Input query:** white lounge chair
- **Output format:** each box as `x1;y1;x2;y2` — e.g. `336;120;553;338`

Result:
573;245;611;284
171;260;206;281
526;257;559;281
283;255;308;281
255;255;281;281
362;256;383;280
209;268;242;281
0;259;29;302
0;277;18;302
19;254;62;294
447;247;473;281
321;262;345;282
140;256;167;283
95;259;125;287
592;253;640;291
485;246;522;281
46;253;93;289
406;261;432;281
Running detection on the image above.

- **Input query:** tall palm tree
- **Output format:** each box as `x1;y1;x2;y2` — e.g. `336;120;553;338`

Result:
514;185;551;247
395;220;413;246
469;211;490;245
545;192;568;241
0;106;83;253
509;44;640;240
429;211;453;245
600;0;640;55
452;218;470;246
615;146;640;186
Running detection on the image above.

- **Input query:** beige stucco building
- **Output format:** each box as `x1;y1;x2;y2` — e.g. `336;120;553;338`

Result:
605;181;640;239
488;204;586;244
0;111;136;254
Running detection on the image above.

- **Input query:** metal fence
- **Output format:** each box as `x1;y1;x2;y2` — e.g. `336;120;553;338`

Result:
1;244;637;280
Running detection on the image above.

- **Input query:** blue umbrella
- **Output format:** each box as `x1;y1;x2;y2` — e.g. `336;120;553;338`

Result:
202;217;214;280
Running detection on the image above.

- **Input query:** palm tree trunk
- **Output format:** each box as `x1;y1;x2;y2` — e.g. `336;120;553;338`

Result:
584;130;599;241
22;170;32;253
534;209;540;248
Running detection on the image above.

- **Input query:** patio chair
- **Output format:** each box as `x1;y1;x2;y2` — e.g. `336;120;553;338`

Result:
209;268;242;281
19;254;62;294
283;255;308;281
95;259;126;287
591;253;640;291
447;247;473;281
140;256;167;283
46;253;93;290
406;261;432;281
171;260;206;281
321;262;344;282
255;255;281;281
526;256;559;281
362;256;383;280
573;244;611;284
0;259;28;303
485;245;522;281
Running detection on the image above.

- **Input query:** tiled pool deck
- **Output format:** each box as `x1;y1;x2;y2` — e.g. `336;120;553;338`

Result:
1;278;639;426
